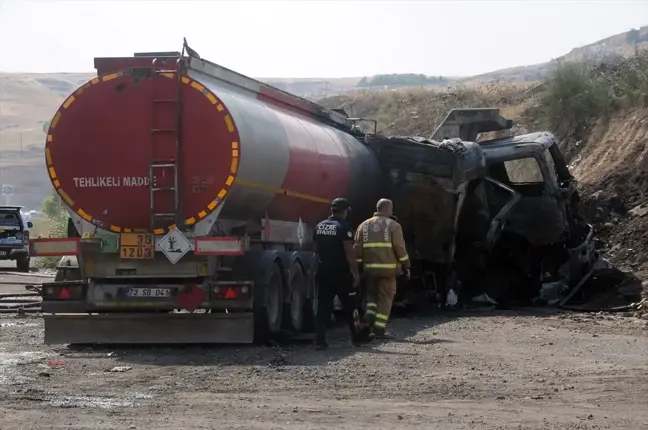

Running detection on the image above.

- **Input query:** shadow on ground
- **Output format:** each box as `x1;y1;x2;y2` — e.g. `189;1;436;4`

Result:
55;307;562;368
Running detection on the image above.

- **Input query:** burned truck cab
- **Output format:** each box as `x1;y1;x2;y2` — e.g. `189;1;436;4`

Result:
370;108;600;308
440;109;599;306
480;132;577;248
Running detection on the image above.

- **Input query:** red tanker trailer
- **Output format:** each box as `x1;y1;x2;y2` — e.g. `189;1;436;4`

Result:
32;42;382;344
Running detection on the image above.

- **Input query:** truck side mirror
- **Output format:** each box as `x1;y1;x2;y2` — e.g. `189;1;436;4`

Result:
27;221;33;228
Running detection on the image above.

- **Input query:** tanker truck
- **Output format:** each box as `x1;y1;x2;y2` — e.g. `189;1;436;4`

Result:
33;42;385;344
33;41;602;345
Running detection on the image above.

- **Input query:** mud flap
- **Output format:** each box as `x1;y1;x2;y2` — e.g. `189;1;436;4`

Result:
43;312;254;345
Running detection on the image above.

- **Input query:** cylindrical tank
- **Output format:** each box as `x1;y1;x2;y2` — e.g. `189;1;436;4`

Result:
45;62;381;235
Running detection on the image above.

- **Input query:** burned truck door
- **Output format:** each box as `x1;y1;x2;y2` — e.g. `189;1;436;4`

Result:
483;148;569;247
482;177;521;249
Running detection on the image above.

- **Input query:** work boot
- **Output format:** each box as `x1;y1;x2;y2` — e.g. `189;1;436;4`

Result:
374;333;392;340
373;326;388;339
359;324;372;340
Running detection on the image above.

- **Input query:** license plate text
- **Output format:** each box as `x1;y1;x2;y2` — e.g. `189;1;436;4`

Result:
127;288;171;297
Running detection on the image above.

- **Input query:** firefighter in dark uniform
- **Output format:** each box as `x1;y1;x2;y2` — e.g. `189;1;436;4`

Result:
312;198;364;350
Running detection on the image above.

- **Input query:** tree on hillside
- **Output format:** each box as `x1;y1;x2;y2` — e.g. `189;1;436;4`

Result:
42;189;66;220
627;29;640;44
356;73;448;88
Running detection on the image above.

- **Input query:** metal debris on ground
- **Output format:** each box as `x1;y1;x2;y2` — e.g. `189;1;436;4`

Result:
108;366;133;373
0;291;42;314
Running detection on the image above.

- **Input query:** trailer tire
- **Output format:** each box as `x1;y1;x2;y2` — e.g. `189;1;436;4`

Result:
285;262;306;332
302;263;318;333
253;261;284;343
16;257;30;273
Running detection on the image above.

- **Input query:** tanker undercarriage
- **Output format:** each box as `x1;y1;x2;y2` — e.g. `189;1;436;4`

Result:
41;241;318;345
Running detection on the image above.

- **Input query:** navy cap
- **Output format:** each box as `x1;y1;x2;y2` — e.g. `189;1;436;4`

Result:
330;197;351;211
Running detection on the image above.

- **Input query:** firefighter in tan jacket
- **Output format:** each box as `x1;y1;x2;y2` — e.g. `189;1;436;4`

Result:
355;199;410;338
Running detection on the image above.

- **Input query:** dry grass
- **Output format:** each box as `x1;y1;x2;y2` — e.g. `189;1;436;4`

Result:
318;80;543;137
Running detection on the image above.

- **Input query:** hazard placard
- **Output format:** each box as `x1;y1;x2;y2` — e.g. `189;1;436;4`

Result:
157;228;193;264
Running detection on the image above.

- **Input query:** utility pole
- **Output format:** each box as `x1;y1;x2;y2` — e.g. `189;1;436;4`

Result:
322;81;330;99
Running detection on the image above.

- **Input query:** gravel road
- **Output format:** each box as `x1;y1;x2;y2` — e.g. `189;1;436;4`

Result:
1;262;647;429
1;303;647;429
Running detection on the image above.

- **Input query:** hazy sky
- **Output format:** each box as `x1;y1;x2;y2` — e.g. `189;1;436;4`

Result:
0;0;646;78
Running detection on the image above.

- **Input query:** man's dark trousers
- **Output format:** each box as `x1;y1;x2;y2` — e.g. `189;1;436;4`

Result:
315;268;358;344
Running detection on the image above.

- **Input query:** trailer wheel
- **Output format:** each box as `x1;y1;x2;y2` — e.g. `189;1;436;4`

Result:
286;263;306;332
302;271;318;332
254;261;284;342
16;257;30;273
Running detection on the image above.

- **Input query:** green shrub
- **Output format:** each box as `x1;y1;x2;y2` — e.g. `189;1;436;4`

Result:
543;51;648;143
543;61;610;142
33;190;68;270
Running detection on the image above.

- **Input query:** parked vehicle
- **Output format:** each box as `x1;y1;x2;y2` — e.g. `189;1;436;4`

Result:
0;205;33;272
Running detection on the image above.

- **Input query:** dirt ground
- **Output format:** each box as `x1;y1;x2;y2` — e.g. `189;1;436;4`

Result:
1;266;648;430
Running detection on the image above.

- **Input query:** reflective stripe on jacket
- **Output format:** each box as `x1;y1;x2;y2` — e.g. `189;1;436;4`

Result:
354;212;410;277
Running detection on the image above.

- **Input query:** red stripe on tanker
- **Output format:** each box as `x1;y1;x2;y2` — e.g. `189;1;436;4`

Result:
188;65;381;225
264;110;351;222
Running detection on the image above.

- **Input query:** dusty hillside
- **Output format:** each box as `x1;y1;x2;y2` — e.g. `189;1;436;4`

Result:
573;109;648;204
0;73;93;209
569;108;648;275
462;26;648;85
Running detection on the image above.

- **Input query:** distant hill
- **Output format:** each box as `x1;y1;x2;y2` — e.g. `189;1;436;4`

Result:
1;25;647;209
460;26;648;86
0;72;95;210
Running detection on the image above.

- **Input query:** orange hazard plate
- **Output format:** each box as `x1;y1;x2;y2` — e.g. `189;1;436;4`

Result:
120;233;154;259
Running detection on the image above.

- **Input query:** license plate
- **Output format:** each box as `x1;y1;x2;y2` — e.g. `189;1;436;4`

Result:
126;287;171;298
120;246;153;259
0;251;6;256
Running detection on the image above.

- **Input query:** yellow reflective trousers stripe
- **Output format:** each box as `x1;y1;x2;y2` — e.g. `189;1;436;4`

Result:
375;313;389;328
364;263;398;269
365;302;377;315
362;242;392;248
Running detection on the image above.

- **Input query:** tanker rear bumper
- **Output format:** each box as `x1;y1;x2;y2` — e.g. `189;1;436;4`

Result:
43;312;254;345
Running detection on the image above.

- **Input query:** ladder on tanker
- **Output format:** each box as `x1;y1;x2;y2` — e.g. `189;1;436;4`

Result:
149;55;184;232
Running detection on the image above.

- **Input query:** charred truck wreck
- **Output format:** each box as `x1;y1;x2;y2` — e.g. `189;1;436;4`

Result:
365;108;603;309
